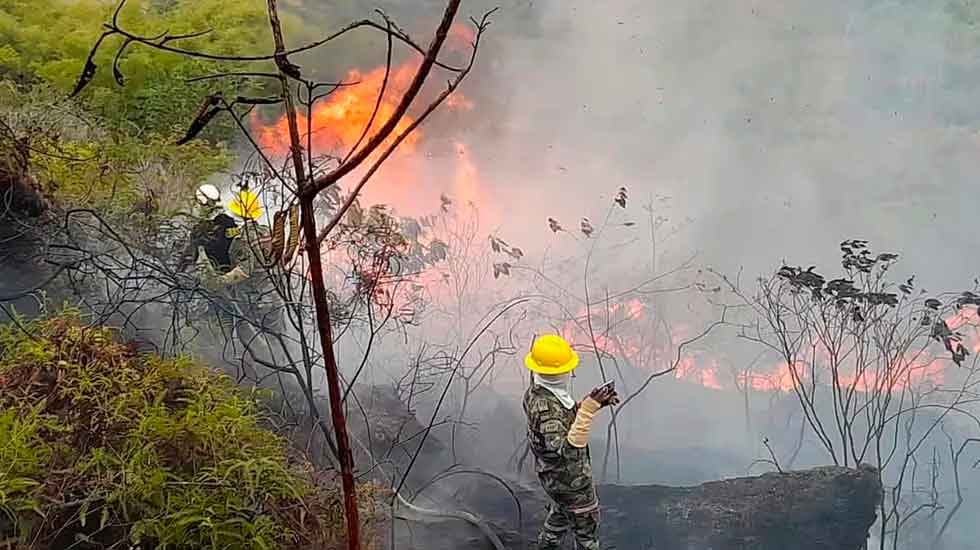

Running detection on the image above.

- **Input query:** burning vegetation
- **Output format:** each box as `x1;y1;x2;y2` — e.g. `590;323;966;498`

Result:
4;1;980;549
247;22;489;221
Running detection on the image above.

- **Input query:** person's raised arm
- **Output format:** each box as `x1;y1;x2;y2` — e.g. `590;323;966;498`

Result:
566;384;619;448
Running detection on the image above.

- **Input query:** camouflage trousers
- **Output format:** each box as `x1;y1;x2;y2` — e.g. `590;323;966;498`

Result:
537;501;600;550
215;286;284;341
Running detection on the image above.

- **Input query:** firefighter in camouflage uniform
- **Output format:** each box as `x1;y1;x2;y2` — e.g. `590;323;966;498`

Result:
196;189;283;344
180;184;237;274
523;334;619;550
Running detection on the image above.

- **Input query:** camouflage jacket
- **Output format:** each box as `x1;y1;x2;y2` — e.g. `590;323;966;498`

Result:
186;213;237;272
523;383;597;510
226;222;278;308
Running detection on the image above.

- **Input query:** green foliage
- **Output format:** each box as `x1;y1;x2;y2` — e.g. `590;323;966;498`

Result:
0;82;234;216
0;0;291;136
0;45;18;70
0;0;329;215
32;129;233;216
0;313;389;549
0;406;51;537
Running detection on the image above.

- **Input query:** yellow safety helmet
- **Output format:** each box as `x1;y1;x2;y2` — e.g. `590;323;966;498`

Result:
228;189;263;221
524;334;579;375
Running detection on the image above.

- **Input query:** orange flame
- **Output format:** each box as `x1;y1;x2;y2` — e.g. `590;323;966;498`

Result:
733;349;949;394
253;63;423;159
253;22;475;161
740;361;800;393
250;54;479;219
558;298;962;394
676;356;723;390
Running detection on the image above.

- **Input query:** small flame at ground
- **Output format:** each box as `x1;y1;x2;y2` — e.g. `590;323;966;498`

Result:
559;298;964;394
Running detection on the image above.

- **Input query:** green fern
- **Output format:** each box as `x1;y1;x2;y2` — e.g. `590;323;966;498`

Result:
0;313;389;549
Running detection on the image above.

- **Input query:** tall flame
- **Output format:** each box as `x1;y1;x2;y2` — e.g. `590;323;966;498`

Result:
250;58;481;216
253;63;423;159
252;22;476;164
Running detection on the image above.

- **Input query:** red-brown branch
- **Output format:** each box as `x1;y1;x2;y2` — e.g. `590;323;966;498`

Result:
313;8;492;247
302;0;462;199
266;1;361;548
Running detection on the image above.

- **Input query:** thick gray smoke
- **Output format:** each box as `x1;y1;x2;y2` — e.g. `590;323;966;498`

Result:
10;0;979;546
313;0;980;286
300;1;980;548
472;0;976;288
314;1;980;401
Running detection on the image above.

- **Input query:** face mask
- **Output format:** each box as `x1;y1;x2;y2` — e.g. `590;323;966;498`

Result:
533;372;575;409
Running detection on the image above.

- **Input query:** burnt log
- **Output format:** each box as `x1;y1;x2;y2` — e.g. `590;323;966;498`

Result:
403;464;882;550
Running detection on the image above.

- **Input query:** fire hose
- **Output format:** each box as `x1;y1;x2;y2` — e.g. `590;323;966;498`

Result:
394;492;506;550
350;434;506;550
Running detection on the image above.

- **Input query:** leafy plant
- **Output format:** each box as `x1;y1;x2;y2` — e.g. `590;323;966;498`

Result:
1;81;234;220
0;0;295;136
0;312;389;549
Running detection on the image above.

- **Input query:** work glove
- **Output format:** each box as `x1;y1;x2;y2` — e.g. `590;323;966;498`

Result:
217;266;248;286
589;384;621;408
566;383;620;448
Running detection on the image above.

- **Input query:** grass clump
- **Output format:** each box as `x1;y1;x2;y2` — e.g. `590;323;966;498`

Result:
0;313;388;549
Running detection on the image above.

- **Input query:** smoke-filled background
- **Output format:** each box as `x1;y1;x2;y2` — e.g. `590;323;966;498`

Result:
276;0;980;283
5;0;973;547
498;0;974;287
267;1;980;547
255;0;980;521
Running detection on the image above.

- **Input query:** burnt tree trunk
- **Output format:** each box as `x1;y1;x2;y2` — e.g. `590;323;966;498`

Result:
1;132;52;311
1;135;47;218
405;465;882;550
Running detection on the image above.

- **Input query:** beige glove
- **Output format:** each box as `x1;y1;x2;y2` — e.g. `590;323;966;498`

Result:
217;266;248;286
195;247;246;290
566;397;601;448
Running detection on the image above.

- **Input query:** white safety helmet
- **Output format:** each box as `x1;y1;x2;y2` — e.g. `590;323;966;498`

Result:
195;184;221;207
